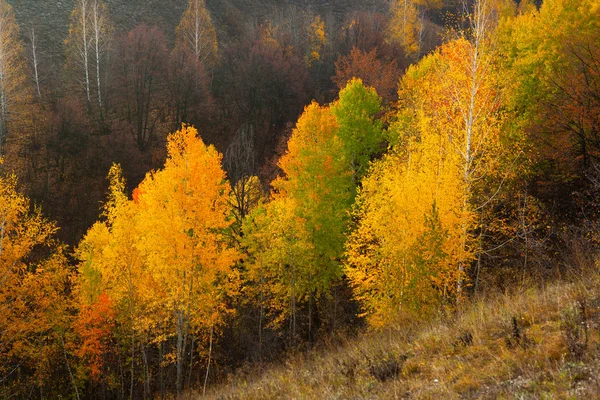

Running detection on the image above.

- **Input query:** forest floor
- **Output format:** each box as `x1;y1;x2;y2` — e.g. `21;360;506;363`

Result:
198;267;600;399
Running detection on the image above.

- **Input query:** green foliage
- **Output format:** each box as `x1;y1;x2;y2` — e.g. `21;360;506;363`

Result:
331;78;385;182
242;83;387;336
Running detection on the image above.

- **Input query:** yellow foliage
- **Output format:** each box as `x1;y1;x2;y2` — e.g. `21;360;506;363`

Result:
0;174;57;273
306;15;327;66
76;125;240;376
347;36;511;327
243;196;314;330
0;0;35;158
0;173;72;389
244;102;353;334
387;0;442;57
135;125;239;329
345;138;469;327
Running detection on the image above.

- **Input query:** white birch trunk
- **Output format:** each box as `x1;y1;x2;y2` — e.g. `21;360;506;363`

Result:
80;0;91;106
29;28;42;100
92;0;103;112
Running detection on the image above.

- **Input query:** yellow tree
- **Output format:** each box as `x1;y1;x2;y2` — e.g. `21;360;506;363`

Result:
388;0;442;58
345;125;470;326
273;102;352;298
499;0;600;175
134;125;238;395
76;164;151;397
305;15;327;66
76;126;239;395
447;0;519;290
0;0;33;158
347;23;515;326
0;170;74;398
242;196;314;345
346;49;473;324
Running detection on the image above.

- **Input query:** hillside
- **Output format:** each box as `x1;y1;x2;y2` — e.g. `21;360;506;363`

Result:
2;0;599;398
206;268;600;399
7;0;385;65
8;0;186;63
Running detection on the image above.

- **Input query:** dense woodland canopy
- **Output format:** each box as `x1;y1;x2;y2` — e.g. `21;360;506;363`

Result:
1;0;599;398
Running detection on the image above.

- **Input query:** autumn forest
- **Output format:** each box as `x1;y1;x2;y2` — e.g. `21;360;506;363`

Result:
1;0;599;398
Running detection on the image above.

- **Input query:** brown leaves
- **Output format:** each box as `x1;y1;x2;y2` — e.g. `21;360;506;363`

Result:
333;48;401;103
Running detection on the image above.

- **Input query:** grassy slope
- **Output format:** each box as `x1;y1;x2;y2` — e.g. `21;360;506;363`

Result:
204;270;600;399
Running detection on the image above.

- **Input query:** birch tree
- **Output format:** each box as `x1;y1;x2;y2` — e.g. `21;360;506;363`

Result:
346;1;520;324
66;0;112;116
66;0;92;108
26;27;43;101
90;0;112;117
134;126;238;395
169;0;217;128
452;0;511;291
175;0;218;68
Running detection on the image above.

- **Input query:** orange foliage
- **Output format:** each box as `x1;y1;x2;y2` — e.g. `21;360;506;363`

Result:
77;125;239;393
74;292;116;381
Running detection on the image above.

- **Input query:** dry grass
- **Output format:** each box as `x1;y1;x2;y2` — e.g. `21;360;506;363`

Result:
198;269;600;399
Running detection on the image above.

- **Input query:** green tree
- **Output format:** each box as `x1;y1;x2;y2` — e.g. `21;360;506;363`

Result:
331;78;385;183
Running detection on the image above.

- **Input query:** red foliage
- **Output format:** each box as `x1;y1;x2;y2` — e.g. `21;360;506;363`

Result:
132;187;145;203
74;292;116;381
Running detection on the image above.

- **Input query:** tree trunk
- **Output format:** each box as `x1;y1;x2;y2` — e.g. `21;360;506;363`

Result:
159;338;165;400
30;28;42;101
92;0;105;119
176;311;189;396
81;0;91;108
187;335;195;390
203;324;214;396
60;334;81;400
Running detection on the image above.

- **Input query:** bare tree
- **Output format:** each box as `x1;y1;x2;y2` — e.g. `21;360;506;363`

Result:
116;24;168;151
224;123;261;235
